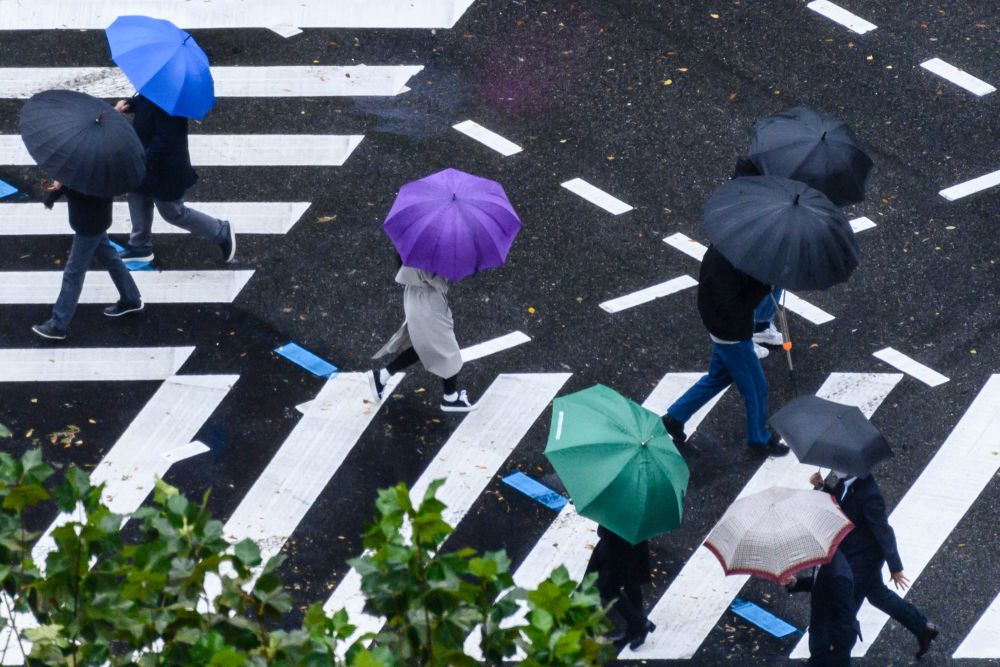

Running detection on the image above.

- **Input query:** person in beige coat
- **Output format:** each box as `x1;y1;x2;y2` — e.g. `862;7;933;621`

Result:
367;265;476;412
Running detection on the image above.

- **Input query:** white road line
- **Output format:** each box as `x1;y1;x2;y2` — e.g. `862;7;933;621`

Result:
631;372;902;660
323;373;572;649
806;0;877;34
849;216;876;233
793;375;1000;658
600;275;698;313
939;169;1000;201
0;0;478;29
955;592;1000;658
561;178;633;215
0;66;423;99
0;270;254;304
920;58;996;97
0;135;364;167
872;347;949;387
662;233;835;325
461;331;531;362
0;347;193;382
452;120;523;156
0;202;309;235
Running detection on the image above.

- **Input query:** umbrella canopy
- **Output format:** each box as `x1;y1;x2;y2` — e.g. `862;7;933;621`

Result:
106;15;215;120
704;487;853;584
19;89;145;197
383;168;522;282
544;384;690;544
750;107;873;207
704;175;859;291
769;395;893;477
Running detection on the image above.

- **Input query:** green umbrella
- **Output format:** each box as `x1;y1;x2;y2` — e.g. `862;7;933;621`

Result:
544;384;690;544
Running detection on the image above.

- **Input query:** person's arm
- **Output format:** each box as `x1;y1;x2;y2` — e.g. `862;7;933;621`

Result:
862;491;904;573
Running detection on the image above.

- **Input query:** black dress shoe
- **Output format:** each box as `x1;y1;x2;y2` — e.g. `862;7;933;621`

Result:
915;622;938;659
626;620;656;650
748;432;790;457
662;414;687;445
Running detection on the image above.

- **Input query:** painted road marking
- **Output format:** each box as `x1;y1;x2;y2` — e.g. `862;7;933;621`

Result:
461;331;531;362
849;216;877;233
599;275;698;313
662;233;835;325
632;372;902;659
0;0;478;29
561;178;633;215
0;135;364;167
452;120;523;156
955;592;1000;658
0;347;193;382
872;347;949;387
939;169;1000;201
0;66;423;98
920;58;996;97
0;270;254;304
793;374;1000;658
0;202;309;235
806;1;877;34
323;373;572;649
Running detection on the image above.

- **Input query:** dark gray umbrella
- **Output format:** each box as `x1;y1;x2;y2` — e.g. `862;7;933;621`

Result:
19;89;145;197
749;107;873;207
769;395;892;477
703;175;859;291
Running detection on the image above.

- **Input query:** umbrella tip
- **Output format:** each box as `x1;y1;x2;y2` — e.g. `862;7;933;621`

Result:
452;192;457;201
793;193;800;205
821;131;827;141
95;111;105;124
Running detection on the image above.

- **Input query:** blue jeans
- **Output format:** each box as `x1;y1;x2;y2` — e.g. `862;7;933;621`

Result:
127;193;227;253
754;288;783;325
51;232;141;330
666;340;770;445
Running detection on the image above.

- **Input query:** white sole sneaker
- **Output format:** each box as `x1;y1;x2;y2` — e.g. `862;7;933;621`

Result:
753;324;784;346
754;342;769;359
366;370;384;403
441;389;477;412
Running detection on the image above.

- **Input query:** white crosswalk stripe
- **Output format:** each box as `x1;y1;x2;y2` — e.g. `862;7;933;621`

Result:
0;347;193;381
955;591;1000;658
0;270;254;304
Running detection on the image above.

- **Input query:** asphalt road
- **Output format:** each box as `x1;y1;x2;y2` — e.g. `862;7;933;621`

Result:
0;1;998;665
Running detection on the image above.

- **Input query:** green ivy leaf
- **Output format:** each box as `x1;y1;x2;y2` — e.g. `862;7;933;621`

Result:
0;423;11;438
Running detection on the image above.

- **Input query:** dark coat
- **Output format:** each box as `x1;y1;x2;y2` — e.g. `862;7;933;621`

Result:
732;156;763;179
44;187;112;235
697;245;772;341
129;94;198;201
825;475;904;574
789;550;859;666
585;525;651;589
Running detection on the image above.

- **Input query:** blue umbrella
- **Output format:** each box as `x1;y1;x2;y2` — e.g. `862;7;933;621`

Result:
106;15;215;120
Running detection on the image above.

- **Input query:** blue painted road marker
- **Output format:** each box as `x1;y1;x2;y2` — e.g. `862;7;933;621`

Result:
274;342;338;378
0;179;17;198
502;472;568;510
731;597;799;638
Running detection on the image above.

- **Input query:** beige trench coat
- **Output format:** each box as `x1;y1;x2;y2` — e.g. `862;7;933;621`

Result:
373;267;463;379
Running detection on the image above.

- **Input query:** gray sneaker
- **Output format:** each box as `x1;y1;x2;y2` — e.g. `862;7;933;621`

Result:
219;221;236;263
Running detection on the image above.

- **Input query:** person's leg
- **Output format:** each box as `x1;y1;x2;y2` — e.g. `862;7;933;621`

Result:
666;344;733;424
865;574;929;637
49;233;102;331
753;291;776;328
716;340;771;445
442;374;458;396
386;347;420;374
93;234;141;307
616;584;647;636
126;192;156;255
154;198;228;242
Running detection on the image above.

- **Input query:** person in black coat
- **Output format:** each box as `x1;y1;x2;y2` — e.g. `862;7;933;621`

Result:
114;94;235;264
811;471;939;658
660;242;789;456
31;181;143;340
783;549;859;666
585;525;655;650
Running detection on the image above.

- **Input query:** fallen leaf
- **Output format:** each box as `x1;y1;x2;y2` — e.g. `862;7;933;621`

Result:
663;79;673;85
527;307;536;314
316;215;337;223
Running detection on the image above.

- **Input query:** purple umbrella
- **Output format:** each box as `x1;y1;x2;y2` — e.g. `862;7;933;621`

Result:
383;168;521;281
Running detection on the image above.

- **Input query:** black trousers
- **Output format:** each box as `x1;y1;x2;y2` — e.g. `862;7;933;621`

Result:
598;581;646;635
385;347;458;394
850;555;927;637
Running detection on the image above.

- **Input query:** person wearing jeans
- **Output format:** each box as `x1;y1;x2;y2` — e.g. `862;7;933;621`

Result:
32;183;143;340
753;287;785;347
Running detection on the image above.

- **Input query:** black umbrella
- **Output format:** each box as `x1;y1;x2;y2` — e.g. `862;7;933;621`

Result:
703;175;859;291
19;89;145;197
769;395;892;477
749;107;873;207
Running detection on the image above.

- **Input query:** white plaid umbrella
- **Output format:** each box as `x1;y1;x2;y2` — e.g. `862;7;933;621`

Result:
703;486;854;583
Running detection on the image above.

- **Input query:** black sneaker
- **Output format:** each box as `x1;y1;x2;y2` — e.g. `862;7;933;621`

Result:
662;413;687;445
218;221;236;263
441;390;477;413
119;247;154;263
31;320;67;340
748;432;790;457
366;369;386;402
103;300;144;317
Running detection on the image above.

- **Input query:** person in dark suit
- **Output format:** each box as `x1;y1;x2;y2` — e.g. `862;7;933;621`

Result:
783;549;859;666
811;470;939;658
31;181;143;340
114;94;235;264
585;525;655;650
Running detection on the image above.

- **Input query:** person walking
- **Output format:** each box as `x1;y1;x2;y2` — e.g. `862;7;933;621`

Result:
783;549;859;666
114;94;234;264
661;243;789;456
367;262;476;413
811;470;939;659
585;524;655;651
31;181;143;340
